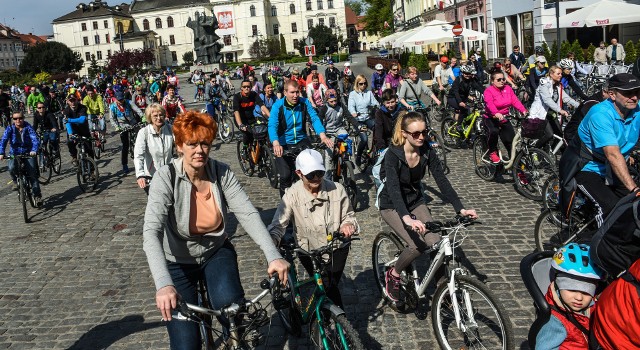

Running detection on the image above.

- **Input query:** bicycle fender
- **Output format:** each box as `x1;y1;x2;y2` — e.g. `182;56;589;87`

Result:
321;302;345;317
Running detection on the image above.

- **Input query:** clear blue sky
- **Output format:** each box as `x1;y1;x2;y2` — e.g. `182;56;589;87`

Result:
1;0;93;35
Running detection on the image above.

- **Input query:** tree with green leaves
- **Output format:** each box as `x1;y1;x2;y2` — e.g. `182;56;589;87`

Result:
570;40;584;62
585;43;596;62
19;42;83;74
560;40;571;61
541;42;552;61
624;40;636;64
300;25;339;56
280;34;287;55
88;54;101;77
345;0;364;15
549;41;558;63
266;38;281;58
249;39;266;60
182;51;194;66
362;0;392;36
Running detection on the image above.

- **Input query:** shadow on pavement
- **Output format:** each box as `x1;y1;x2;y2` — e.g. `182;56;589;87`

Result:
68;314;162;350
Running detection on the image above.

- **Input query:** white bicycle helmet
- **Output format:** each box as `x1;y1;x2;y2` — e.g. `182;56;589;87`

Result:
375;63;384;70
344;62;351;67
559;58;575;70
460;64;476;75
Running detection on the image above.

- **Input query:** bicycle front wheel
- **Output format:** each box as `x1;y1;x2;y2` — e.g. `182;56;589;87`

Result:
340;160;358;211
372;232;403;295
218;113;235;143
236;141;254;177
52;153;62;175
512;147;556;201
94;141;102;159
37;153;52;185
428;130;448;174
18;177;29;223
432;275;514;350
441;117;460;149
77;157;99;192
311;307;364;350
472;136;496;181
264;146;279;188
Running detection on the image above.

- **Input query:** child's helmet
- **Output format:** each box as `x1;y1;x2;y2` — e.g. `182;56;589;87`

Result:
552;243;604;281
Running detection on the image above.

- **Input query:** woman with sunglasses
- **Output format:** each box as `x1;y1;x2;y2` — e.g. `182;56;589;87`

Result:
483;69;527;165
348;74;380;166
384;64;403;94
378;111;478;302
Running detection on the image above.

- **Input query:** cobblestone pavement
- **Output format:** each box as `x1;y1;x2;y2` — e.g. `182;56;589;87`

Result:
0;56;541;349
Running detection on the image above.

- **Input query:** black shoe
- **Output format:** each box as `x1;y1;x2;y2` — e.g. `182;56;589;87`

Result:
355;156;362;167
34;196;43;208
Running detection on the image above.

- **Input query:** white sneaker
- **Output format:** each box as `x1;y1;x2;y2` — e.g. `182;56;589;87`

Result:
193;99;197;103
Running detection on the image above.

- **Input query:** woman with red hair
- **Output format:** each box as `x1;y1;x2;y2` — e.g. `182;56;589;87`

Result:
143;110;289;349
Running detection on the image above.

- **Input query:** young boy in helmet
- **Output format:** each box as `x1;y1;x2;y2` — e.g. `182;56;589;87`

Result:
536;243;604;349
371;63;387;101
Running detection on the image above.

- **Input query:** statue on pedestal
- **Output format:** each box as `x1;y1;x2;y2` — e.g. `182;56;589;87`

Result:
187;12;224;64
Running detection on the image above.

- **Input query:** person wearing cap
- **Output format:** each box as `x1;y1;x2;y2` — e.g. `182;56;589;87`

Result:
317;89;358;179
305;64;326;86
371;63;387;101
528;65;579;151
109;90;144;174
301;62;313;80
268;80;333;196
63;94;94;164
324;60;341;92
535;244;603;350
433;56;451;101
567;73;640;222
268;148;358;308
525;46;549;77
342;62;355;97
525;56;549;105
469;48;485;82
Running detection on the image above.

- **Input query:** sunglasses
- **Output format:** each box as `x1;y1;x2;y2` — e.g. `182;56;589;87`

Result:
391;69;398;72
36;107;45;109
495;78;506;82
358;82;367;86
241;85;251;88
304;170;325;180
13;117;24;120
403;129;428;139
327;94;337;99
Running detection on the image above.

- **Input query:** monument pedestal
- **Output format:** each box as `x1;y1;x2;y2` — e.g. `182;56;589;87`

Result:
191;63;225;73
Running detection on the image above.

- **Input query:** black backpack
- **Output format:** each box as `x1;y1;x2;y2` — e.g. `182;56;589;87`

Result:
591;192;640;277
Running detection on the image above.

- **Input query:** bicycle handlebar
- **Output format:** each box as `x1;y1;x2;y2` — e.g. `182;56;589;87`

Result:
423;215;479;233
289;232;360;259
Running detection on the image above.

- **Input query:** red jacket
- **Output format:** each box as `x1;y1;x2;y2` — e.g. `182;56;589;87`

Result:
592;260;640;350
544;286;592;349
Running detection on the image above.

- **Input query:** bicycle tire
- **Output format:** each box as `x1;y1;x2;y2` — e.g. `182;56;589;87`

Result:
276;270;303;337
433;105;447;122
432;274;514;350
534;209;595;252
52;154;62;175
310;307;364;350
37;153;52;185
542;173;560;213
440;117;461;149
264;147;279;188
236;141;254;176
18;177;29;223
340;160;358;211
428;130;448;174
512;147;556;201
472;136;496;181
218;113;235;143
371;232;418;313
94;142;101;159
77;157;99;192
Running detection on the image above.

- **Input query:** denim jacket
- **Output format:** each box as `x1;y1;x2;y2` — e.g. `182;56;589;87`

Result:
0;122;39;156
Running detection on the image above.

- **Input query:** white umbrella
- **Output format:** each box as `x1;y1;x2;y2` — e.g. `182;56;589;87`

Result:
391;26;423;48
379;31;405;47
401;23;488;48
557;0;640;28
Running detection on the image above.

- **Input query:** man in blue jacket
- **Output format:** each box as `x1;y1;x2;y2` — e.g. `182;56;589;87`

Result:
0;111;42;206
268;80;333;196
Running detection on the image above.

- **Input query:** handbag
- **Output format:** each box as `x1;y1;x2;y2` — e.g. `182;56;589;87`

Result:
521;117;547;139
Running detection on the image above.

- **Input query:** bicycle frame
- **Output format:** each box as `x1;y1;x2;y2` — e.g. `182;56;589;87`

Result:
479;128;523;170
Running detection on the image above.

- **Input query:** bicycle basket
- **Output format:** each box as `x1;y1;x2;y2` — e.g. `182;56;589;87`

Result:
252;123;269;140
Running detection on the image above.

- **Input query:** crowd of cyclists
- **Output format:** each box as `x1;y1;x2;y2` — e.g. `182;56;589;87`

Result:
3;41;640;348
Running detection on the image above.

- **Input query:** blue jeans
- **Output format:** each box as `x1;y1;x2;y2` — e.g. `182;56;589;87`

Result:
205;99;224;119
356;118;376;159
88;114;106;132
42;131;59;154
165;240;245;350
8;157;41;197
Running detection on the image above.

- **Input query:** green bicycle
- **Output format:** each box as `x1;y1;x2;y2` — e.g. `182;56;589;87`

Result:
441;98;484;149
277;233;364;349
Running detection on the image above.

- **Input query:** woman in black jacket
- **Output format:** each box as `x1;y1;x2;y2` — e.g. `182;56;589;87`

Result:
447;64;485;127
378;111;478;302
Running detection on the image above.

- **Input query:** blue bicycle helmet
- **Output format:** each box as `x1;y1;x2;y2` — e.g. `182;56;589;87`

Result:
552;243;604;280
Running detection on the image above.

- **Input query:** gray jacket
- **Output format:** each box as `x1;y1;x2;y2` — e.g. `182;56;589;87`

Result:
398;78;434;106
143;157;282;290
133;124;175;178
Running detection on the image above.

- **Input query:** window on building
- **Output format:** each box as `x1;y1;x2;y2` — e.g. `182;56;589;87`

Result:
155;18;162;29
292;22;297;33
104;20;108;28
171;51;177;62
83;36;89;46
328;0;334;8
169;35;175;45
97;51;102;60
271;5;277;16
521;12;534;57
317;0;323;10
496;18;506;58
306;0;312;10
107;49;111;57
329;17;336;28
85;52;91;61
224;35;232;45
106;34;110;43
143;19;150;30
273;24;279;35
293;39;299;49
290;4;296;14
94;34;100;44
81;23;87;31
167;16;174;27
2;44;5;51
93;21;98;30
319;18;325;26
252;25;258;36
250;5;256;17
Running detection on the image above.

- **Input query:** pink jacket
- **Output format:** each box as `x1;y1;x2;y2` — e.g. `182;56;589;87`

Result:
483;85;526;119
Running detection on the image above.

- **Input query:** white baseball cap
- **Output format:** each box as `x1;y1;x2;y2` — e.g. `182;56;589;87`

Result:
344;62;351;67
296;149;325;175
